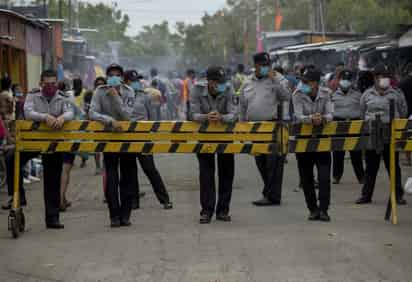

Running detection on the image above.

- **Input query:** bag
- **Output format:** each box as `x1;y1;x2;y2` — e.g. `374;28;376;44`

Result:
405;177;412;194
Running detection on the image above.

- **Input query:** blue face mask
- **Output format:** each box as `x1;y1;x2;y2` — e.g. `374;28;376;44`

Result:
299;83;312;95
107;76;122;87
216;83;227;94
131;81;143;91
259;66;270;77
15;92;23;97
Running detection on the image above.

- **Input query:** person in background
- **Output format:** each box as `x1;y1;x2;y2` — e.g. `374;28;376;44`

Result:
59;78;85;212
89;64;138;228
182;69;196;120
144;80;162;120
240;52;290;207
331;70;365;185
123;70;173;210
398;68;412;166
293;69;334;222
328;62;345;91
356;64;408;205
24;69;74;229
191;66;238;224
165;71;179;120
233;64;247;96
11;84;25;120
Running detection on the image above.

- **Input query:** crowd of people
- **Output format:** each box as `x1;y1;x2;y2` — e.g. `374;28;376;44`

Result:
0;50;411;229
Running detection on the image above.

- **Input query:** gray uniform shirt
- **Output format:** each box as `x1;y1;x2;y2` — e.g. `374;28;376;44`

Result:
292;87;333;124
360;86;408;122
190;83;238;123
24;90;74;122
331;88;362;120
240;75;290;121
90;84;144;125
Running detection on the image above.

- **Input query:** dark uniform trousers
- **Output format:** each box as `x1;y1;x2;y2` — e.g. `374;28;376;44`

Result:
255;154;285;203
360;145;404;201
197;153;234;216
333;150;364;182
5;151;39;201
42;153;63;223
296;152;331;212
104;153;137;221
332;118;365;182
136;154;170;204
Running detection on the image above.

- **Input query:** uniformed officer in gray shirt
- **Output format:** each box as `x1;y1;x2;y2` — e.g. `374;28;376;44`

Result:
293;69;333;222
240;52;290;207
24;69;74;229
123;70;173;211
190;66;238;224
89;64;139;228
356;64;408;205
331;70;365;185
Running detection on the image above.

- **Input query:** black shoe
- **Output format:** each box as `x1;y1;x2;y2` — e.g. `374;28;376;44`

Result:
397;198;407;205
110;218;121;228
308;210;320;221
46;222;64;229
216;214;231;222
120;219;132;227
163;202;173;210
252;198;281;206
319;211;331;222
139;192;146;198
356;197;372;205
199;214;212;224
333;177;341;184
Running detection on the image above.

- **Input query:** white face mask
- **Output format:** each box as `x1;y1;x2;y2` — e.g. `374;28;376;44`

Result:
339;80;352;90
378;78;391;89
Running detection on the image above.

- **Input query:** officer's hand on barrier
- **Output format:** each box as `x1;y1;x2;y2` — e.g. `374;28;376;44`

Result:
111;120;123;131
108;88;119;97
45;115;57;128
53;116;65;130
312;113;322;126
208;112;222;122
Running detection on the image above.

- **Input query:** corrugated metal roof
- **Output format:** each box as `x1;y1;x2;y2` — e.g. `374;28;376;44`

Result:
0;9;49;29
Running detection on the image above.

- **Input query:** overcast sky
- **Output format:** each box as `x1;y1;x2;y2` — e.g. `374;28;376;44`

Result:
86;0;228;35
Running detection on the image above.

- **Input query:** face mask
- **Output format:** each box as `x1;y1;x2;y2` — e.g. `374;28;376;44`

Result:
299;83;312;95
107;76;122;87
42;85;58;98
339;80;352;90
131;81;143;91
259;66;270;77
216;83;227;94
378;78;390;90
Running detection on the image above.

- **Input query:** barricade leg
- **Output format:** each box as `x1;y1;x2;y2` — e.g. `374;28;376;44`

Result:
389;124;398;225
8;151;25;238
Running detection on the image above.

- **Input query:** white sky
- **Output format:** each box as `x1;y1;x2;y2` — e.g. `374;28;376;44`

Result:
85;0;228;35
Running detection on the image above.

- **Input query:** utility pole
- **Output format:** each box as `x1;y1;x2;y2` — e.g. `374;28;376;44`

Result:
243;19;249;66
274;0;281;32
256;0;264;52
58;0;63;19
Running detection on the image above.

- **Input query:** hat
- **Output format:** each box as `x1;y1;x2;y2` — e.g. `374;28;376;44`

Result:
253;52;271;65
340;70;353;80
106;63;124;76
373;64;391;76
206;66;227;83
124;70;143;82
302;69;321;82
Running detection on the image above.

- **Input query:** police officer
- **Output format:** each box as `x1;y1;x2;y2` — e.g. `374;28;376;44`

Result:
356;64;408;205
24;69;74;229
123;70;173;210
293;69;333;222
90;64;139;227
331;70;365;185
190;66;238;224
240;52;290;206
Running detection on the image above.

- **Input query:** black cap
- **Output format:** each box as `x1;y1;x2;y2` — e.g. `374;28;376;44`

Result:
106;63;124;76
253;52;271;65
124;70;143;82
373;63;391;76
206;66;227;83
340;70;353;80
302;69;321;82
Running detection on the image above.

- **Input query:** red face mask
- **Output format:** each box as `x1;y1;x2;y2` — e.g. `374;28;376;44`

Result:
42;84;58;98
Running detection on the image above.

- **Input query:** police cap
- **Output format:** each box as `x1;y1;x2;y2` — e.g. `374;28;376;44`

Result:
253;52;271;65
106;63;124;76
206;66;227;83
